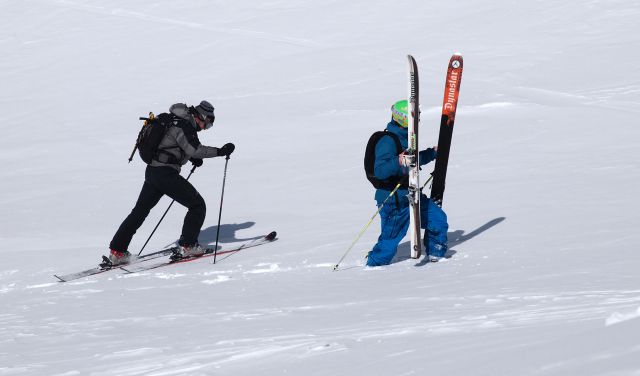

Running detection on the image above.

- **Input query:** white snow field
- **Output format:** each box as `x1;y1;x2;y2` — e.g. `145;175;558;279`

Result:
1;0;639;375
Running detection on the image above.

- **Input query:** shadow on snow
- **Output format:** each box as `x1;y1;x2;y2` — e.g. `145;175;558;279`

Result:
198;221;263;249
390;217;506;266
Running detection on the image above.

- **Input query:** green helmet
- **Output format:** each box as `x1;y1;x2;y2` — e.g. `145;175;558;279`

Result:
391;100;408;128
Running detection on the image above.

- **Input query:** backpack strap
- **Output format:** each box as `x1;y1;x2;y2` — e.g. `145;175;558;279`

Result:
153;113;181;164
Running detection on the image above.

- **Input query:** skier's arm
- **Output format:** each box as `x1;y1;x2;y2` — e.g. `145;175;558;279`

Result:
419;147;437;166
173;128;220;159
191;144;221;159
373;136;404;179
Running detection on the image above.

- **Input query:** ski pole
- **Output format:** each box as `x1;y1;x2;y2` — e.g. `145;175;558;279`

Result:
333;183;402;271
137;164;198;256
421;174;433;191
213;156;230;264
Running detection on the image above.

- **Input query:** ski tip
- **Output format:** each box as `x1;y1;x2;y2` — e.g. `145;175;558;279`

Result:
53;275;66;283
265;231;277;241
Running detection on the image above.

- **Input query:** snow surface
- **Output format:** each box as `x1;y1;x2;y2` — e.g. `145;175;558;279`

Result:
2;0;640;375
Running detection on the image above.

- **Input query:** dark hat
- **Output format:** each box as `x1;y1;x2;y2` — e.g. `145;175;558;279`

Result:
195;100;215;118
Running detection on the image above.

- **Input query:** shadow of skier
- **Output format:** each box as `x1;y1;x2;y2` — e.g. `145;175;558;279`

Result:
447;217;506;248
198;221;263;248
391;217;506;265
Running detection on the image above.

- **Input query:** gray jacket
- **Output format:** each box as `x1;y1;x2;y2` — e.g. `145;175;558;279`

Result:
150;103;221;172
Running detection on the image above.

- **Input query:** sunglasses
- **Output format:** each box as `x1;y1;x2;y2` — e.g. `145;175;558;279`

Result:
197;112;215;129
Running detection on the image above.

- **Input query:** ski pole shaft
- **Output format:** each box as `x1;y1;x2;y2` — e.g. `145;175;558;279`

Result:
213;156;230;264
333;183;402;271
421;174;433;191
137;164;197;256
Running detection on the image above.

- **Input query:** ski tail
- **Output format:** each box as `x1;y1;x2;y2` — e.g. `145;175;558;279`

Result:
54;247;178;282
430;53;463;207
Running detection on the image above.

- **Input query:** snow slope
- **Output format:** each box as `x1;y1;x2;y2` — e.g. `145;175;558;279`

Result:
1;0;639;375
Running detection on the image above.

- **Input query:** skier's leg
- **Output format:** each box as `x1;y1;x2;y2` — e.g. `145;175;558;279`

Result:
110;179;163;252
421;194;449;258
367;202;410;266
150;167;206;246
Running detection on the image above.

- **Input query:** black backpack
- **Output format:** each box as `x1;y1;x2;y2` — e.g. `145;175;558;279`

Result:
364;131;409;190
128;112;176;164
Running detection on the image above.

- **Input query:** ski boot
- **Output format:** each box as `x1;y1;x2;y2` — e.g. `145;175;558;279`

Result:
171;243;206;261
101;249;132;268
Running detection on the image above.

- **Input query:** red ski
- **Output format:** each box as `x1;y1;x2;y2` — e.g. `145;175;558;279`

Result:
430;54;464;206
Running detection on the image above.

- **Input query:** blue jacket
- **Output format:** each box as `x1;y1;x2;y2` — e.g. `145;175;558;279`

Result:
373;121;437;206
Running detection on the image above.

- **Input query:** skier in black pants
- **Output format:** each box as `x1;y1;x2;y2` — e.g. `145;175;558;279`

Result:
108;100;235;265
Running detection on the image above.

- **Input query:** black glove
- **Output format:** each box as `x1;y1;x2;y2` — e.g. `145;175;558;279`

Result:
190;158;203;167
219;142;235;157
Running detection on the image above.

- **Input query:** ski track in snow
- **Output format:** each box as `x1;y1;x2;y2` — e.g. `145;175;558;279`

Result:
605;307;640;326
4;282;640;330
51;0;327;48
3;281;640;374
5;288;640;375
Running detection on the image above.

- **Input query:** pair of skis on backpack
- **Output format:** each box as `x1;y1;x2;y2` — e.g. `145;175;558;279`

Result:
54;231;277;282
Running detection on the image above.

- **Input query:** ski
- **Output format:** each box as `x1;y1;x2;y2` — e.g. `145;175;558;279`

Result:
407;55;422;259
121;231;278;274
430;53;463;207
54;247;178;282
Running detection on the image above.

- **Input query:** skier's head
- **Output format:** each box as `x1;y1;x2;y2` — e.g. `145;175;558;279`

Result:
391;100;408;128
194;100;215;130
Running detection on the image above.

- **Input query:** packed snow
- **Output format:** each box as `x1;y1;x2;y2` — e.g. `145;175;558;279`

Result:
1;0;639;375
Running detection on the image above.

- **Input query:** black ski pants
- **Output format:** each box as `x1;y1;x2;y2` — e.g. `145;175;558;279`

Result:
110;166;206;252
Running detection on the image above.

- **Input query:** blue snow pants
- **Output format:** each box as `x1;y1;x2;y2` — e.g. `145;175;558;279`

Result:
367;194;448;267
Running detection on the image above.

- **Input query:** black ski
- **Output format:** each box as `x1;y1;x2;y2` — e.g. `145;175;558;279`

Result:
430;54;463;206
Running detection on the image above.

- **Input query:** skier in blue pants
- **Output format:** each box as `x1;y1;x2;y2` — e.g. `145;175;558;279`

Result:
365;100;448;267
